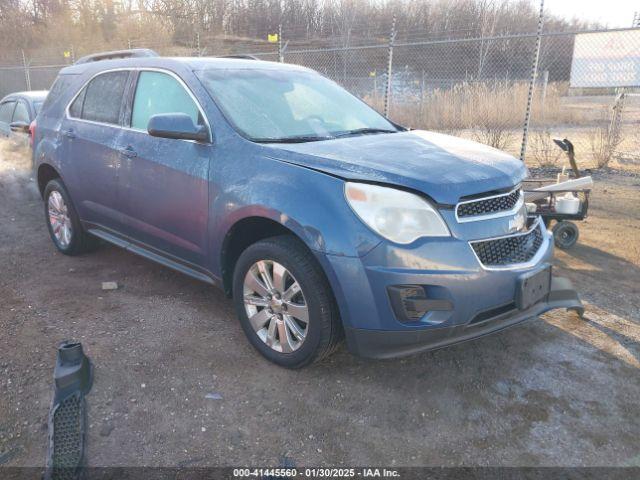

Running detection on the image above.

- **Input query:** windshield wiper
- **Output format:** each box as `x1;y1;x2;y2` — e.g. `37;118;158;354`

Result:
255;128;398;143
255;135;334;144
333;128;398;138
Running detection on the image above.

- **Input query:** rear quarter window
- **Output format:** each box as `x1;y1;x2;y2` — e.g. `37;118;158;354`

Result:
69;88;86;118
40;75;75;114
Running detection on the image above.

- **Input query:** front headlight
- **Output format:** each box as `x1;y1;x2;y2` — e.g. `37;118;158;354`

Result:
345;182;450;244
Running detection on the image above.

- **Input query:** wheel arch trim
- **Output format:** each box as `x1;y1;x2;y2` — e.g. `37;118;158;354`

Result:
37;163;63;198
217;210;320;296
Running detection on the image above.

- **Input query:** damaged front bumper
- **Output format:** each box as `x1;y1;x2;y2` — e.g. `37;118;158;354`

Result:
344;276;583;359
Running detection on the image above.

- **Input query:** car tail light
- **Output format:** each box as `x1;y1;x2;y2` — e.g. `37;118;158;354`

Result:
29;120;36;147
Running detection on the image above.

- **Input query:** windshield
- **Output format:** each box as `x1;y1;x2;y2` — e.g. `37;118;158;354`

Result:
196;68;398;142
34;101;43;114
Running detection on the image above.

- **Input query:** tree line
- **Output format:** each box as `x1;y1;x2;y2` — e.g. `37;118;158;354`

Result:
0;0;597;61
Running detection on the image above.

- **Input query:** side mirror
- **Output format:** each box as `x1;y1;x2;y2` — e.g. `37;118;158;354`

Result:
10;121;30;133
147;113;209;142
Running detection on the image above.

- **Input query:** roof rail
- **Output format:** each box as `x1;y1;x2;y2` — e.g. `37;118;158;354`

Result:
216;54;260;60
74;48;159;65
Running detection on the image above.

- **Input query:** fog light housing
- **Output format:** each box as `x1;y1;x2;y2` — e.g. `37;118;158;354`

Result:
387;285;453;323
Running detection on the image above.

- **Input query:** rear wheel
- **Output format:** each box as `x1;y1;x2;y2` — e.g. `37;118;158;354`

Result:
232;235;342;368
552;221;579;249
44;179;99;255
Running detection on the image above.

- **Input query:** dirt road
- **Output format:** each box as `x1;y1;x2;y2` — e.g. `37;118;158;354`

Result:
1;140;639;468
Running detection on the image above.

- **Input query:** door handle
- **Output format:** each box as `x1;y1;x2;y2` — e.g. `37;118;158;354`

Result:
63;129;75;139
119;147;137;158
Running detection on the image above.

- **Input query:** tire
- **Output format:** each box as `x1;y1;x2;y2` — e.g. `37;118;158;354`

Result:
44;178;100;255
552;221;579;249
232;235;342;368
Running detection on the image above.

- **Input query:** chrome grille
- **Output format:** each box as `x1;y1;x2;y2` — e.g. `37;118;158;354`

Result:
470;222;543;267
457;188;522;221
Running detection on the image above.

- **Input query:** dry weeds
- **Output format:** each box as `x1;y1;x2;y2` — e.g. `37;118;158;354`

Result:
530;130;564;168
364;81;639;169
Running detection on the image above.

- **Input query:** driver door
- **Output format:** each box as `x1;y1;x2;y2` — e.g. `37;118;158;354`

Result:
117;70;211;267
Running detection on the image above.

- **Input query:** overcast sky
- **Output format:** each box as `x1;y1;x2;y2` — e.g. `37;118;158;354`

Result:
545;0;637;28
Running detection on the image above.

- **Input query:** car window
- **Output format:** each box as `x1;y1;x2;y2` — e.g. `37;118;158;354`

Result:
34;101;43;115
196;68;396;141
69;88;86;118
0;101;16;123
131;71;200;131
41;75;74;114
80;71;129;125
12;101;30;123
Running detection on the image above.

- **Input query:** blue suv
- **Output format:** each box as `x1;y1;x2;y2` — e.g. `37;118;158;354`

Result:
33;49;583;368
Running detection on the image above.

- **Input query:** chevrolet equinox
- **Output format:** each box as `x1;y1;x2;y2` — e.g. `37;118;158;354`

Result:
32;49;583;368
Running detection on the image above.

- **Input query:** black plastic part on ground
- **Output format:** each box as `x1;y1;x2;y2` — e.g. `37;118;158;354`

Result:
45;341;93;480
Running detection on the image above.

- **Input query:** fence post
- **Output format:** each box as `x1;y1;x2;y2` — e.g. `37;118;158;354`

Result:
420;69;425;114
197;32;201;57
609;91;626;151
21;50;31;91
128;38;132;49
540;69;549;120
519;0;545;162
278;24;284;62
373;73;378;105
383;15;396;118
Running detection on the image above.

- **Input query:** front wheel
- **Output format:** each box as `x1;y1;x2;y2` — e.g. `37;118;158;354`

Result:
232;235;342;368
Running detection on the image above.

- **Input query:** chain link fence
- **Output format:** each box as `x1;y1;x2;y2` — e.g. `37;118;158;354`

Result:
527;30;640;168
1;25;639;167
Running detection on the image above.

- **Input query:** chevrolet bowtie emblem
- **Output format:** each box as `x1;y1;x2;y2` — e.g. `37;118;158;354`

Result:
509;212;526;232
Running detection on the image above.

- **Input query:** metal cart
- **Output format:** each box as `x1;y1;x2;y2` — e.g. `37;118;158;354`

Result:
523;181;590;249
523;139;592;250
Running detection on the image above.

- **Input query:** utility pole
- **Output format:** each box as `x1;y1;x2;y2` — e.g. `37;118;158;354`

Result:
519;0;544;162
384;15;397;118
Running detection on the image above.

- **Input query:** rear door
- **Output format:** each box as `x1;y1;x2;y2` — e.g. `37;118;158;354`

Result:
117;69;210;267
0;100;16;137
61;70;131;231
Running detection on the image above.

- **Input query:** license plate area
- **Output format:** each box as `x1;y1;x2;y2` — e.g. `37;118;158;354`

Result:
516;265;551;310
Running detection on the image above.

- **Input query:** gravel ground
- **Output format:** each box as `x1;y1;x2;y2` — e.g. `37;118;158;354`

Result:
0;139;639;468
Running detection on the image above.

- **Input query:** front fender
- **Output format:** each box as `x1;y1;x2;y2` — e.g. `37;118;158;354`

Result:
209;154;381;274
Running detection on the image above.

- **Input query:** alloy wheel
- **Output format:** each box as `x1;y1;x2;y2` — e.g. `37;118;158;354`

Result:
48;190;73;248
243;260;309;353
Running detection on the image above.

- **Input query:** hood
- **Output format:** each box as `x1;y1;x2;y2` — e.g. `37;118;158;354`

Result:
263;130;527;205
